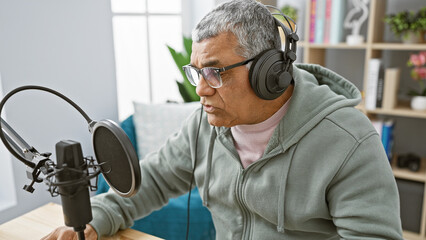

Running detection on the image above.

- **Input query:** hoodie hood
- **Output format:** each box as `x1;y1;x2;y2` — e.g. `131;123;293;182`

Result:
272;63;361;152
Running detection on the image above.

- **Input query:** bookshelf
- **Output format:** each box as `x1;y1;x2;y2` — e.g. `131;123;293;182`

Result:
300;0;426;239
358;101;426;119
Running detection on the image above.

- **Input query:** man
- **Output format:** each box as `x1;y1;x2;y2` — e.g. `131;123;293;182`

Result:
43;0;403;239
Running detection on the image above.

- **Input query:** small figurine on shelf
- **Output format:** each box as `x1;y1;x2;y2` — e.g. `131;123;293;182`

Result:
344;0;369;45
407;51;426;111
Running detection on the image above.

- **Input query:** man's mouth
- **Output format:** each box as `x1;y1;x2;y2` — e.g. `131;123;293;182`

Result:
203;104;215;113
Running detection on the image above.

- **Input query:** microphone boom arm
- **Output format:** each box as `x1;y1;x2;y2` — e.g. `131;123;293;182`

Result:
1;117;39;162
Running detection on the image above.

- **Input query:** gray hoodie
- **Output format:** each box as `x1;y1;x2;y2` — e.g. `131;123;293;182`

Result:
90;64;403;239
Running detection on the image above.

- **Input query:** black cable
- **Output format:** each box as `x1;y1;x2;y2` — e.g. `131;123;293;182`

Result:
0;85;93;168
185;104;203;240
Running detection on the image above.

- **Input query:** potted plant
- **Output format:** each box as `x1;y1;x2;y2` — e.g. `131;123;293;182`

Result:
167;36;199;102
407;51;426;110
273;5;298;42
279;5;298;24
384;7;426;44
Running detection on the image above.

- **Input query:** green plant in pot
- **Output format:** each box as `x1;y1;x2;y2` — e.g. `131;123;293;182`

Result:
167;36;199;102
384;7;426;44
275;4;298;30
279;5;298;23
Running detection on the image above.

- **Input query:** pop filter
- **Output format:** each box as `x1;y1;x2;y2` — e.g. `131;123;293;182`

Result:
90;119;141;197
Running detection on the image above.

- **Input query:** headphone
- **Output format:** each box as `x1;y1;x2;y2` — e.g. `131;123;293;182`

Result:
248;6;299;100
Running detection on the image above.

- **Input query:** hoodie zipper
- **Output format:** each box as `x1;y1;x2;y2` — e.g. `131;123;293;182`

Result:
236;167;260;240
236;168;250;240
217;133;284;239
235;150;287;240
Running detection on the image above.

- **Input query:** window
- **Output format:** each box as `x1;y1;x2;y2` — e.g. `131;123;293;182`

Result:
111;0;185;120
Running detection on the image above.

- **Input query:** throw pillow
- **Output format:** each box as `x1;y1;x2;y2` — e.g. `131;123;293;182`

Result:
132;101;200;159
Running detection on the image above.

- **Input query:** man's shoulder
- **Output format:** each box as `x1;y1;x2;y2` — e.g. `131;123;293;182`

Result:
324;107;376;141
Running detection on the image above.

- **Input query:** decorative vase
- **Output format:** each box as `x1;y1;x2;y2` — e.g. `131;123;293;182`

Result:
410;96;426;111
402;31;425;44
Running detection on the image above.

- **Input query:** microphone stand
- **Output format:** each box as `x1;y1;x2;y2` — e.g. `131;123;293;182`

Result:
1;118;97;240
0;86;113;240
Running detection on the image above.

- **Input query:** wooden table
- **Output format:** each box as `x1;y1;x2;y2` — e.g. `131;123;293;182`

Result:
0;203;163;240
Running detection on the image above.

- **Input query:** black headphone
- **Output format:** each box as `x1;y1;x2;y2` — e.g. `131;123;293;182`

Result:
248;7;299;100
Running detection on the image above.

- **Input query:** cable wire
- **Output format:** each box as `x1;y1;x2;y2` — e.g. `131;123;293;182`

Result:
0;85;93;168
185;104;203;240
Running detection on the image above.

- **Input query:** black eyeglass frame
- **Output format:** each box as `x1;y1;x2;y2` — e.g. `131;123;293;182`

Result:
182;58;254;88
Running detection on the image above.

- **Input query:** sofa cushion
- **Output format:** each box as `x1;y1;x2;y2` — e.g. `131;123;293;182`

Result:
121;115;138;154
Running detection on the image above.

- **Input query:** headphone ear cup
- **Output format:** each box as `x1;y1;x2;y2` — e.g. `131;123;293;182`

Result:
249;49;291;100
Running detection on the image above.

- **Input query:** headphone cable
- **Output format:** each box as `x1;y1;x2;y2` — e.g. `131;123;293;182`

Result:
185;104;204;240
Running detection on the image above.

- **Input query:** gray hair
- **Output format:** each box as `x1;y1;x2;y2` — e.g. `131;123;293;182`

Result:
192;0;281;60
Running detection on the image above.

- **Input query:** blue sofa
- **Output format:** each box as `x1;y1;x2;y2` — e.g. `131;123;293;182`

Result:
96;115;215;239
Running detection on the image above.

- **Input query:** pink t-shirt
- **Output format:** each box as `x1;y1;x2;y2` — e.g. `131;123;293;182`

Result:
231;100;290;168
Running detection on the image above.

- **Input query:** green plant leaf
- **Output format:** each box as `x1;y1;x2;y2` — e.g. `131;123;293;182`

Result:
182;78;199;101
183;36;193;59
167;36;199;102
408;89;421;96
384;7;426;37
176;81;193;102
167;45;188;82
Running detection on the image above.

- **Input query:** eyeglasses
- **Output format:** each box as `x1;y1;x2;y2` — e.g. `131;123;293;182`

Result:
182;58;254;88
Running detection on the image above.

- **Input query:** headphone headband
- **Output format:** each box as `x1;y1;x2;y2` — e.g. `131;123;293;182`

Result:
248;6;299;100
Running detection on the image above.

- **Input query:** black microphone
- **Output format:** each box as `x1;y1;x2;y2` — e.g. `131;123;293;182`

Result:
55;140;92;237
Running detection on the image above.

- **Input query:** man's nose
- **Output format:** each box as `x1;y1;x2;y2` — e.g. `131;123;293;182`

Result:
196;75;215;97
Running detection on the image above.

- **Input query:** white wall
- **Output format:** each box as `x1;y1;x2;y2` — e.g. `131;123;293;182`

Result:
0;74;17;215
0;0;118;223
183;0;215;37
0;0;216;225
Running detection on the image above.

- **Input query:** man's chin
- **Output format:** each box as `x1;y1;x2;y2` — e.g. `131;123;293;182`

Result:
207;114;233;128
207;115;224;127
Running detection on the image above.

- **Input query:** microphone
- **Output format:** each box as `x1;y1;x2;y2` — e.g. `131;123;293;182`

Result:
55;140;92;237
0;85;141;240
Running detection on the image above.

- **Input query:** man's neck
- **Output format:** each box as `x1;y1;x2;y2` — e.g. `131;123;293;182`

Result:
256;84;294;123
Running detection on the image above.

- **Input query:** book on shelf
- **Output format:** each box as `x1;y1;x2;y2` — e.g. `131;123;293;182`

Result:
314;0;326;43
365;58;383;110
371;119;394;162
310;0;346;44
309;0;317;43
375;64;385;108
323;0;332;43
329;0;346;44
382;120;394;161
382;68;400;110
